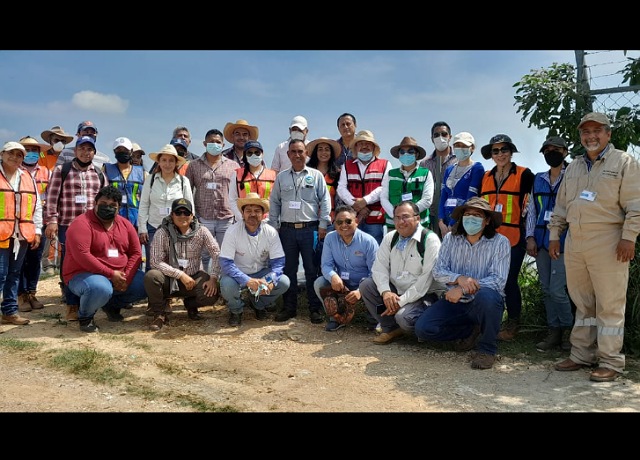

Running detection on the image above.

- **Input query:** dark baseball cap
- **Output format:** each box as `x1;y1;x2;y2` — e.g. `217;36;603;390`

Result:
539;136;568;152
243;140;263;152
171;198;193;214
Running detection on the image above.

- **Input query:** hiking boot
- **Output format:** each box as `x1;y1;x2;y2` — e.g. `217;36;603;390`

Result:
560;327;572;351
27;292;45;310
373;328;405;344
18;293;32;312
1;314;31;325
310;311;324;324
102;305;124;322
454;325;481;352
149;315;166;331
228;312;242;327
79;318;99;333
536;327;562;352
497;319;519;341
66;305;79;321
187;308;203;320
471;352;496;369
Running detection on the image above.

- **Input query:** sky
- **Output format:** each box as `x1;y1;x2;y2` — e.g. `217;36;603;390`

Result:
0;50;636;174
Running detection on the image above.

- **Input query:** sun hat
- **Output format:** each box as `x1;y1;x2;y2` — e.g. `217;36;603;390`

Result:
450;197;502;228
237;192;270;214
306;137;342;158
77;120;98;135
480;134;519;160
389;136;426;160
539;136;568;152
349;130;381;156
577;112;611;129
112;137;133;152
40;125;74;145
131;142;145;155
75;136;96;148
148;144;187;167
243;140;264;152
19;136;48;152
223;119;259;143
290;115;308;130
171;198;193;214
2;141;26;153
452;132;475;147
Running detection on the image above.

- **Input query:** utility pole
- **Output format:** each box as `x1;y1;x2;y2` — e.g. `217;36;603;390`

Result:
575;50;593;113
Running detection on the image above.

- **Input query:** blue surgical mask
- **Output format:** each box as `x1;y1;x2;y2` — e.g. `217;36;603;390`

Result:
453;147;472;161
358;152;373;163
206;143;223;156
23;152;40;165
398;153;416;166
462;215;484;236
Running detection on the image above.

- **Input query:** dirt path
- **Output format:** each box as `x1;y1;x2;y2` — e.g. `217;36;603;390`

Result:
1;275;638;412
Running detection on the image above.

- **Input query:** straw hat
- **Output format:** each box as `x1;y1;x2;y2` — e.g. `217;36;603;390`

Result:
19;136;49;152
450;197;502;228
349;130;380;156
389;136;426;160
148;144;187;167
40;125;74;145
223;119;259;143
306;137;342;158
237;192;270;214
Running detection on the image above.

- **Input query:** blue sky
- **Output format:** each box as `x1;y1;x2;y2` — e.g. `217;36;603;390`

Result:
0;50;635;174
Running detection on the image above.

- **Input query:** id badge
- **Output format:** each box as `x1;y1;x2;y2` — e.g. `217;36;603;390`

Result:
75;195;87;204
177;258;188;268
544;210;552;221
340;272;350;280
289;201;302;209
159;206;170;216
206;182;217;190
579;190;596;201
108;248;118;258
446;198;458;207
121;195;127;204
495;203;503;212
401;192;413;201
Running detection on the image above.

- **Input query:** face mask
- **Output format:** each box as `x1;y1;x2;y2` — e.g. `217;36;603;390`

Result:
115;152;131;164
206;143;223;156
247;154;263;167
453;147;472;161
53;142;64;153
96;204;117;221
544;150;564;168
75;158;93;168
434;137;449;152
358;152;373;163
462;215;484;236
290;131;305;141
398;153;416;166
23;152;40;165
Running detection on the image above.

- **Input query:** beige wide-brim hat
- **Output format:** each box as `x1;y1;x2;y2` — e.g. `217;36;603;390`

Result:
389;136;426;160
450;197;502;227
149;144;187;167
349;129;380;156
306;137;342;158
237;192;270;214
131;142;145;155
223;119;259;143
40;125;74;145
19;136;49;152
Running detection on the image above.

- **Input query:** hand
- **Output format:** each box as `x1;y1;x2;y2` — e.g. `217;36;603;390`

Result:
445;286;464;303
548;240;561;260
526;238;538;257
345;289;361;304
330;274;345;292
616;239;636;263
203;278;218;296
381;291;401;316
111;270;128;292
318;227;327;239
139;233;149;244
30;234;41;250
438;221;450;237
45;223;58;240
352;197;367;212
456;276;479;295
179;272;196;290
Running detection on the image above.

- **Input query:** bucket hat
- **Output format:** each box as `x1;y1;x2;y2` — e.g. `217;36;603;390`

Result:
389;136;426;160
149;144;187;167
451;197;502;228
480;134;518;160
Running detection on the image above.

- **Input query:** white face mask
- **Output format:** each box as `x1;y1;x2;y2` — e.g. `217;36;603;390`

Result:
290;131;305;141
247;154;263;167
434;137;449;152
206;143;223;156
53;141;64;153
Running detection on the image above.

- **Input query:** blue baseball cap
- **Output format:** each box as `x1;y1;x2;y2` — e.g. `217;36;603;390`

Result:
77;121;98;135
243;140;263;152
170;137;189;153
76;136;96;148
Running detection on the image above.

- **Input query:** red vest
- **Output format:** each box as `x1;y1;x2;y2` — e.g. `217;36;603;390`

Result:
344;157;387;224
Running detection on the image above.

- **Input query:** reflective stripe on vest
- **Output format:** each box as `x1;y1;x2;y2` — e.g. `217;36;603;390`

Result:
386;167;430;228
236;168;276;200
480;166;526;246
344;158;388;224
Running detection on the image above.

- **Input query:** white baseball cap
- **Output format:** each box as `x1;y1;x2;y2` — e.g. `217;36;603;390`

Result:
112;137;133;151
290;115;308;130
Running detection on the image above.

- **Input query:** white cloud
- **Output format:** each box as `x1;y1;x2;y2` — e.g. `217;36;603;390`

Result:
71;90;129;114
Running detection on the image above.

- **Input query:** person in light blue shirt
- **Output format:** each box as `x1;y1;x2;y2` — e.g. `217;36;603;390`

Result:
313;205;379;331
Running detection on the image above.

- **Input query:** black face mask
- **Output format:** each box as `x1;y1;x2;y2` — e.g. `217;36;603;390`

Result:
544;150;564;168
115;152;132;164
96;204;117;221
75;158;93;168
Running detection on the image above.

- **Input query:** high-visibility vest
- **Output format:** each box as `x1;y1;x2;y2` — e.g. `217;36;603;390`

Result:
345;157;387;224
0;170;37;242
235;167;276;200
22;164;50;204
104;163;145;228
532;172;566;252
385;167;430;228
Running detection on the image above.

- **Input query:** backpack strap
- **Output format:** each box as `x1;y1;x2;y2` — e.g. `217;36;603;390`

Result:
390;227;431;261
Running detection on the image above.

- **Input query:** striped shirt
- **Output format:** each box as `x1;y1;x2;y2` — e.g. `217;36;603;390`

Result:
185;155;239;221
149;224;221;279
433;232;511;295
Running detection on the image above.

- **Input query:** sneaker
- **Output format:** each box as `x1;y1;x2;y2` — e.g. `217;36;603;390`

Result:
536;328;562;352
497;319;519;341
228;312;242;327
27;292;45;310
149;315;166;331
325;320;345;332
274;310;296;322
310;311;324;324
471;352;496;369
65;305;79;321
18;293;32;312
1;314;31;325
102;305;124;322
79;318;99;333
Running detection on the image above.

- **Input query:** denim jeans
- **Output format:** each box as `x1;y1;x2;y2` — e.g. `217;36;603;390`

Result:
220;268;291;314
0;239;28;316
359;222;384;246
68;270;147;321
414;287;504;355
58;225;80;306
198;217;232;271
535;248;574;328
19;229;46;294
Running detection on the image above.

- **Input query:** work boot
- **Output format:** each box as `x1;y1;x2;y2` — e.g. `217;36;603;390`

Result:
65;305;79;321
187;308;203;320
497;318;519;341
149;314;167;331
18;293;32;312
536;327;562;352
1;314;31;325
27;292;45;310
560;327;572;351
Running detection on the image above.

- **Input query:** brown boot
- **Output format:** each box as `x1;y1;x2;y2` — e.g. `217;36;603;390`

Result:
1;314;31;325
18;293;32;312
536;327;562;352
65;305;79;321
27;292;45;310
149;314;167;331
497;319;519;341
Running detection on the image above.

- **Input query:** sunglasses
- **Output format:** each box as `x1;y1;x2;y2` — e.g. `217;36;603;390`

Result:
432;132;449;138
491;147;512;155
245;150;262;157
399;148;416;155
173;210;192;217
335;218;353;226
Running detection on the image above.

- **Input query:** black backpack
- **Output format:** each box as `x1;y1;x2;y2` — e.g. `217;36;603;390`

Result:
390;226;431;262
60;160;106;188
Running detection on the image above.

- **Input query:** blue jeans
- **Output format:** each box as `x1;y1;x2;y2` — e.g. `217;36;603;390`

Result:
0;239;28;316
359;222;384;246
535;248;574;328
19;228;46;294
220;268;291;314
279;225;322;314
58;225;80;306
504;242;526;321
197;217;231;271
415;287;504;355
68;270;147;321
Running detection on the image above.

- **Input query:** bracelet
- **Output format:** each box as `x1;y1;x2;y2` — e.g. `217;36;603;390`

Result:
459;286;466;295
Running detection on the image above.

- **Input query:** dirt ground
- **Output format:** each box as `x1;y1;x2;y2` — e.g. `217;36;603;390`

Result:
1;274;639;413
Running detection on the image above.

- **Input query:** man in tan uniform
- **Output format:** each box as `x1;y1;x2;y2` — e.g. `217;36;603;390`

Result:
549;112;640;382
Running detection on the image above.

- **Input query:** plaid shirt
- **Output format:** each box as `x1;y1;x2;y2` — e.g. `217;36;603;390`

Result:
185;155;239;221
44;161;104;226
149;224;221;279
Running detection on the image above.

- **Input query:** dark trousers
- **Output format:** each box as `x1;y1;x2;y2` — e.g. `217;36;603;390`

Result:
59;225;80;306
19;229;46;294
143;269;219;314
504;243;526;321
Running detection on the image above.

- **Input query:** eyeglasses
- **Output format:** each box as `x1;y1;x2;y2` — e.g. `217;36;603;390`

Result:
491;147;511;155
173;210;192;217
399;148;416;155
246;150;262;156
393;214;418;222
335;218;353;226
432;132;449;138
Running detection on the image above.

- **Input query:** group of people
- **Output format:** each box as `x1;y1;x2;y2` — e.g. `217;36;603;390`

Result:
1;112;638;379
